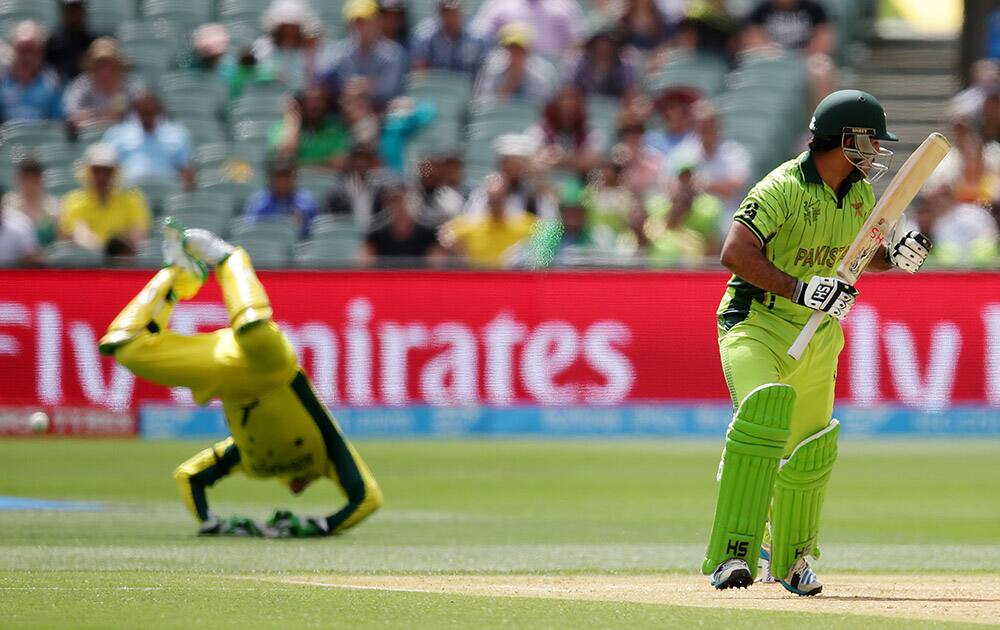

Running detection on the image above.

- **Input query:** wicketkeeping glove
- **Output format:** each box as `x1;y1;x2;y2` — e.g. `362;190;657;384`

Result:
198;513;266;537
886;230;932;274
792;275;859;320
264;510;331;538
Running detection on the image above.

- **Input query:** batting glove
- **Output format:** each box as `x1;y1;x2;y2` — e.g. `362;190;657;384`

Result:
265;510;331;538
793;275;859;320
886;230;932;274
198;513;266;537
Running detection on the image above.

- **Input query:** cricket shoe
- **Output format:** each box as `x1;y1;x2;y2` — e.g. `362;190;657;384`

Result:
182;228;236;266
709;558;753;590
761;545;823;597
161;217;207;299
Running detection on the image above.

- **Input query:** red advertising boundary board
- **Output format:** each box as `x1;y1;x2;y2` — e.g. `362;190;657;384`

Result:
1;269;997;411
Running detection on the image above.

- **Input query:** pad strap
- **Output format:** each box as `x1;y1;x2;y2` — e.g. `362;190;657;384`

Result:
769;419;840;579
702;384;794;576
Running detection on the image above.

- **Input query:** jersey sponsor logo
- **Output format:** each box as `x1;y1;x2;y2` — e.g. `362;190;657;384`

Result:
793;245;845;268
249;453;315;476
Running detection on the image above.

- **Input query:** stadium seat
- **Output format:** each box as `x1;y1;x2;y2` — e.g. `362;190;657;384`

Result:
43;168;79;197
292;236;360;268
297;170;342;203
311;215;361;237
644;52;728;98
0;0;57;29
230;216;299;247
116;19;183;56
76;121;115;144
218;0;271;22
198;180;256;209
160;71;227;112
405;70;472;117
86;0;137;36
137;180;182;215
120;39;176;86
1;122;66;146
179;119;227;147
163;190;240;218
44;242;103;267
230;237;290;268
141;0;213;32
163;210;230;236
133;237;165;268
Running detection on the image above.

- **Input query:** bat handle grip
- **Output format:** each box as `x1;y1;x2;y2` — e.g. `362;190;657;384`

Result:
788;310;825;360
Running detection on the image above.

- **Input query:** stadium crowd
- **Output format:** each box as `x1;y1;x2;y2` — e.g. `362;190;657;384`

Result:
0;0;992;269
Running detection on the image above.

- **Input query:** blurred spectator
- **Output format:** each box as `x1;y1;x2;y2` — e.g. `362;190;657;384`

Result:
613;121;663;193
555;186;596;254
411;0;487;74
465;133;559;220
743;0;835;106
530;85;606;176
319;0;407;107
326;143;384;227
676;0;736;60
0;205;40;266
647;163;723;257
948;59;1000;122
254;0;318;91
2;157;62;247
186;23;247;100
643;86;697;160
45;0;95;81
928;118;1000;207
619;0;675;52
441;173;537;267
613;191;652;257
473;23;558;105
582;154;633;244
0;21;63;123
670;100;749;218
362;180;445;266
471;0;584;58
414;147;469;225
379;96;436;174
379;0;411;54
271;87;351;170
914;186;999;268
565;24;640;99
63;37;143;128
102;92;195;190
244;157;318;238
60;143;151;253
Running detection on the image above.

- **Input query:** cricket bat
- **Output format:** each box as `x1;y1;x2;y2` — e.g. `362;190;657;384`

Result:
787;132;951;360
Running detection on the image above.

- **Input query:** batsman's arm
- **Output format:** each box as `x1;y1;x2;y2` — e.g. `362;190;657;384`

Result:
173;438;242;525
720;222;798;299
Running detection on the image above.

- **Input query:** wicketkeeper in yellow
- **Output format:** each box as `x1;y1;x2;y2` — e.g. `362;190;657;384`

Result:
703;90;933;594
100;219;382;537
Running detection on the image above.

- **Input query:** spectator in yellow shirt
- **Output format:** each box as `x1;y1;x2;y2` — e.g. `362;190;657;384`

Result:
441;173;536;267
60;143;151;254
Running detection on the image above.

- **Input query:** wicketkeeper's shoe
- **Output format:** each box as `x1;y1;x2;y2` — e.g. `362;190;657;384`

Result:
709;558;753;590
777;556;823;597
161;217;207;299
182;228;236;267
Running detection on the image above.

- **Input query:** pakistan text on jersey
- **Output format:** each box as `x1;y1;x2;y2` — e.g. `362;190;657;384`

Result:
794;245;846;268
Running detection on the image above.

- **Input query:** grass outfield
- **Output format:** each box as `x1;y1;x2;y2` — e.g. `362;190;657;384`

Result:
1;439;998;628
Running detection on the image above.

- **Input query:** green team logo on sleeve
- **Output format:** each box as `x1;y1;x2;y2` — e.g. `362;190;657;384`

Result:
721;152;876;326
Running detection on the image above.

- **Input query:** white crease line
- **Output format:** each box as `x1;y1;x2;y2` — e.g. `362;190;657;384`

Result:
262;577;434;594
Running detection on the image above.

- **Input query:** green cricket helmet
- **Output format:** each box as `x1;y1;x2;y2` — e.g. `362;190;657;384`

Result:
810;89;897;181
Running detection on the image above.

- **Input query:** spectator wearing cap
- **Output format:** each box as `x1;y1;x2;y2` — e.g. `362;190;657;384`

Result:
643;86;698;161
63;37;144;128
102;91;194;190
2;158;63;247
472;23;558;105
441;173;537;268
319;0;407;107
362;181;445;267
529;85;605;177
464;133;559;220
244;157;319;238
253;0;319;91
676;0;736;61
60;143;151;253
411;0;487;75
565;23;640;99
0;21;63;123
470;0;585;58
744;0;835;107
668;100;749;220
379;0;411;54
271;86;351;170
45;0;96;81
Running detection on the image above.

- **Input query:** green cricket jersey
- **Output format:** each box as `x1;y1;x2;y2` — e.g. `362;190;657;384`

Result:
718;151;876;328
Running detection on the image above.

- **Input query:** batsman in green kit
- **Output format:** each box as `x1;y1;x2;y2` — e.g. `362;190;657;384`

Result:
702;90;934;595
